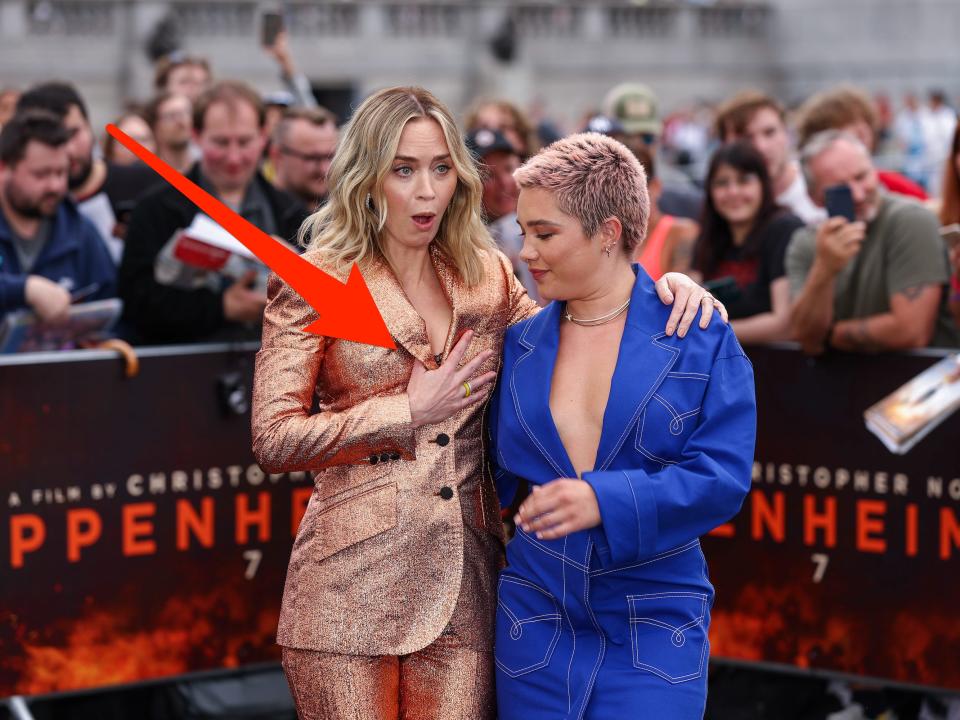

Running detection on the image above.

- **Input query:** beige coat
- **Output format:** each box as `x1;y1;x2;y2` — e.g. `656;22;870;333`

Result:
252;244;537;655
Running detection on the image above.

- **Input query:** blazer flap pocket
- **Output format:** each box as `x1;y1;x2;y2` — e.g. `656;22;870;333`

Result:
314;480;398;561
315;464;389;503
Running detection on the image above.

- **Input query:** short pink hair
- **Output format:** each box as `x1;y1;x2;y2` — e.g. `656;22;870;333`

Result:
514;132;649;254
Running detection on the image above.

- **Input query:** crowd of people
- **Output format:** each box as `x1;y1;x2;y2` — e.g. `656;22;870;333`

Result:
3;47;960;720
1;46;959;354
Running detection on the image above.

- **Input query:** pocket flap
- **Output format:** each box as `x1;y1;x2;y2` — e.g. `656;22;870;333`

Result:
314;480;398;561
628;591;708;684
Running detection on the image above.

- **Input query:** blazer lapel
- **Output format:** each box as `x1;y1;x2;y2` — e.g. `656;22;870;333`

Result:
510;302;578;479
594;268;679;470
430;245;465;361
362;253;435;366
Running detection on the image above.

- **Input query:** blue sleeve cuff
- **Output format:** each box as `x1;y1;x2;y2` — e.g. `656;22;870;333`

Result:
0;274;29;313
583;469;659;568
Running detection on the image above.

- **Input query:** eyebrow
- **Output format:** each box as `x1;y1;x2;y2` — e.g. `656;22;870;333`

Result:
520;219;563;227
393;154;451;163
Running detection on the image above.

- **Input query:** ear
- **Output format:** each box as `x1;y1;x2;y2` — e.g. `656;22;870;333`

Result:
809;179;826;208
599;215;623;245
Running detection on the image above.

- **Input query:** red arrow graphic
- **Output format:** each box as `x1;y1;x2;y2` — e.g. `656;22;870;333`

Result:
105;124;396;350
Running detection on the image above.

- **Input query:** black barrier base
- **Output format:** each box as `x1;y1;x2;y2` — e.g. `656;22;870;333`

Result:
2;665;295;720
4;662;957;720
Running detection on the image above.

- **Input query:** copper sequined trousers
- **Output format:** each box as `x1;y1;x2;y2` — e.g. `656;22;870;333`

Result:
281;634;494;720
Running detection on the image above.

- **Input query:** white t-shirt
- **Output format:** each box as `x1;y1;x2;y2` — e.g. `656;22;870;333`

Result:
77;192;122;264
777;164;825;226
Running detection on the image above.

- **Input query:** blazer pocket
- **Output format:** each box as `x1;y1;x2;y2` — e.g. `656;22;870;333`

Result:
634;374;707;465
494;575;562;678
313;479;398;561
627;592;708;684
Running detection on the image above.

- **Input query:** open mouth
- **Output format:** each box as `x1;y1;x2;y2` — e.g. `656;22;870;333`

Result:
412;214;436;230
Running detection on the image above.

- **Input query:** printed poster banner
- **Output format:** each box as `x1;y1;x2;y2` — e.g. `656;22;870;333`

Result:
0;345;307;698
0;344;958;698
704;346;960;690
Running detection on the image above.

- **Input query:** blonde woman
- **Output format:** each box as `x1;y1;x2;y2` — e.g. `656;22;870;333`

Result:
251;87;721;719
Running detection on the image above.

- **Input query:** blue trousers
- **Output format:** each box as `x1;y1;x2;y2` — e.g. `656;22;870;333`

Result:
495;528;710;720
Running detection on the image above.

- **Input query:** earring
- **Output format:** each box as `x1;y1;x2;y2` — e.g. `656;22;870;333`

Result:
365;193;374;211
603;244;613;257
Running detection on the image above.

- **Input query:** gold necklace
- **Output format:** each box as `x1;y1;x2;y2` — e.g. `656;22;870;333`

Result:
563;298;631;326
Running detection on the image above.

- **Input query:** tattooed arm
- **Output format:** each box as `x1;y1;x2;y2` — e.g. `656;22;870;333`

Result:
828;284;942;352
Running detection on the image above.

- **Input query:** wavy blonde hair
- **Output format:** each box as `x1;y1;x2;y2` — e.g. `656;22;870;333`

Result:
300;86;493;286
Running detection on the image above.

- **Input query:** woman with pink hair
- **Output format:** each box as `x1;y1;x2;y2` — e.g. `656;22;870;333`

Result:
489;133;757;718
252;86;725;719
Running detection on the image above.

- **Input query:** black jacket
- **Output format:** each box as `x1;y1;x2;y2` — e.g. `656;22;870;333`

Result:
118;164;308;345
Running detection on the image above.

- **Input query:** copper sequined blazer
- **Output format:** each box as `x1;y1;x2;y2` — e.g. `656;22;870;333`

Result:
252;243;538;656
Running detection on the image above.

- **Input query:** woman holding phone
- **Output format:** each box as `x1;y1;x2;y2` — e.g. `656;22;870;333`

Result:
251;87;721;719
692;141;804;345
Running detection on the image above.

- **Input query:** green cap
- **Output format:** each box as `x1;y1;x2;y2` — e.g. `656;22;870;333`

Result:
603;83;662;136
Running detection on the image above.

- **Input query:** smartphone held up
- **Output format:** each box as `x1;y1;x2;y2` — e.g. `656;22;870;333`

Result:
261;10;284;48
824;184;856;223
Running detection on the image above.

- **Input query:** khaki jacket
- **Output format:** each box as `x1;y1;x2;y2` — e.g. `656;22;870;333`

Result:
252;244;537;655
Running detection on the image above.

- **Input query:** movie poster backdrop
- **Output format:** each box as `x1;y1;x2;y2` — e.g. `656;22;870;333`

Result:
0;343;958;698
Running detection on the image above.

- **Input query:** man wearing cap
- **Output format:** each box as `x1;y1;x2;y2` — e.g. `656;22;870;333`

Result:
603;82;703;221
466;127;540;303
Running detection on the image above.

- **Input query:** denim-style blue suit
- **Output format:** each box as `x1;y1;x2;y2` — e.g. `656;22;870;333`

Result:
489;267;757;719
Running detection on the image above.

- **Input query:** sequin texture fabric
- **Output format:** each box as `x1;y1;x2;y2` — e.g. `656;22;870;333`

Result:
251;243;538;657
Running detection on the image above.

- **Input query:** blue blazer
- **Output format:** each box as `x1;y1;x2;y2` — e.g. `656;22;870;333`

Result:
489;266;756;719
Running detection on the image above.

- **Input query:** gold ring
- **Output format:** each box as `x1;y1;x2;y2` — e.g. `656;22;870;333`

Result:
462;381;472;398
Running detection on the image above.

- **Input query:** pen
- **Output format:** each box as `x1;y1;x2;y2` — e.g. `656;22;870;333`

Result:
70;283;100;303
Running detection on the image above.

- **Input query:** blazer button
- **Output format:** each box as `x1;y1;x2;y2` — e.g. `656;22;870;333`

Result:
439;486;454;500
390;452;401;461
369;454;379;465
433;433;450;447
380;452;391;463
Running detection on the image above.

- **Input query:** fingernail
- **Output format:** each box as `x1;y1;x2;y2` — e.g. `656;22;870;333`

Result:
535;532;543;539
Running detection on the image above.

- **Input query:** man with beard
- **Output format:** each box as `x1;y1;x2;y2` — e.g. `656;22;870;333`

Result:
268;106;337;210
16;82;157;264
0;110;116;322
144;91;196;174
119;80;307;345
